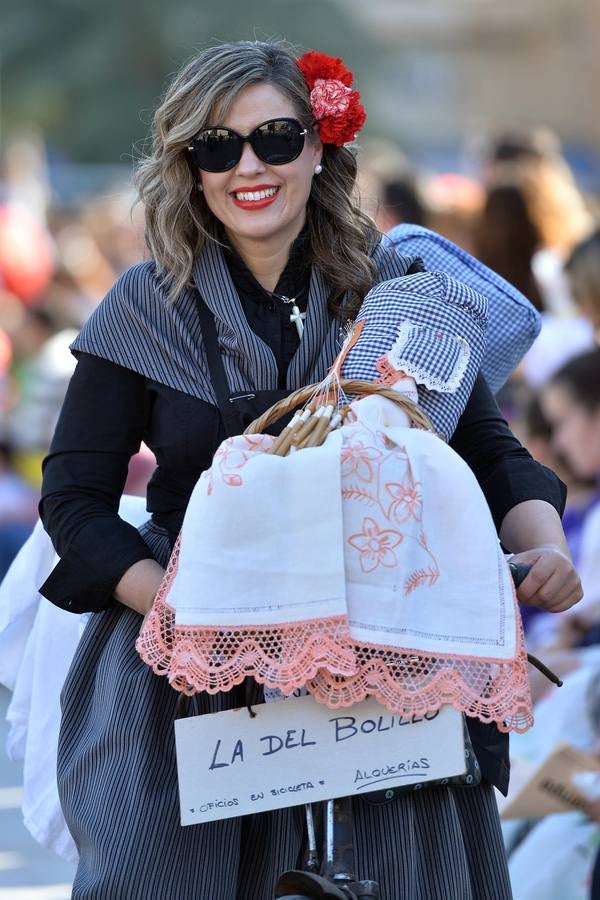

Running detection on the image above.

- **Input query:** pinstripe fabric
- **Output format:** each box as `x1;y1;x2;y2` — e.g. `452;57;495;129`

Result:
353;782;512;899
70;238;416;402
59;523;306;900
58;244;513;899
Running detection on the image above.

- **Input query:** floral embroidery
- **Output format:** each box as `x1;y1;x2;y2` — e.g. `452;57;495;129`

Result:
385;474;423;523
209;434;274;489
341;429;439;592
347;516;403;573
213;440;249;487
404;567;439;594
340;439;382;482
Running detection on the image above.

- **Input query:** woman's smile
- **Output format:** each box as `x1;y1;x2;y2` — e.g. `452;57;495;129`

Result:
230;184;281;209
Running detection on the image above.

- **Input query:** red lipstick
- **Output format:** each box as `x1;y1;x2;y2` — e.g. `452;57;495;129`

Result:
230;185;280;210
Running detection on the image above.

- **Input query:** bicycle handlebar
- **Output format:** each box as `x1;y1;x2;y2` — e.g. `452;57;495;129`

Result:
508;561;532;588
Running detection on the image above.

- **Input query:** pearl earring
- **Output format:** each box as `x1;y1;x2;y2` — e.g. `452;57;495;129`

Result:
197;183;203;192
314;164;323;175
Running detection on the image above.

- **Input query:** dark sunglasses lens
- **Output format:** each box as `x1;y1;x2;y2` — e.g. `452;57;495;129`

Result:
252;120;304;165
191;120;305;172
193;128;242;172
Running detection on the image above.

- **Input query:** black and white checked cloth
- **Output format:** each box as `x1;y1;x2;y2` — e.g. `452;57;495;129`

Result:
341;271;488;439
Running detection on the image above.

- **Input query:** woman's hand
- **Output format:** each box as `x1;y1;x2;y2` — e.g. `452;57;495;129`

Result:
510;544;583;613
499;500;583;613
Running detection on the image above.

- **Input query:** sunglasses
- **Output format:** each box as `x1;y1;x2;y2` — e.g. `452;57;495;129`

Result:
187;118;309;173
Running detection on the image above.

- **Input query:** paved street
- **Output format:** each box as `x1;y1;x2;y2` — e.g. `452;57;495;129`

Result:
0;687;75;898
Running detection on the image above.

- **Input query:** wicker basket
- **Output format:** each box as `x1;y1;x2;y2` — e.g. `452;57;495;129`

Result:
244;378;437;436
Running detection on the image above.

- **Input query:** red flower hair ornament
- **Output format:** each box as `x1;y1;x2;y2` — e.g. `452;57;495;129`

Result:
297;50;366;147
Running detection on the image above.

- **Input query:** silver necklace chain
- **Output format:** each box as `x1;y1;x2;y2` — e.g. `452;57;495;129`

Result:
267;292;295;305
263;291;306;338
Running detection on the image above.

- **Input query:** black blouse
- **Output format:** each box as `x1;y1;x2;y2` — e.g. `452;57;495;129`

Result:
223;226;311;388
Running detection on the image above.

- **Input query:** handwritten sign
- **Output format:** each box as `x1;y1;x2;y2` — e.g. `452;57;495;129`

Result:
498;743;600;820
175;694;465;825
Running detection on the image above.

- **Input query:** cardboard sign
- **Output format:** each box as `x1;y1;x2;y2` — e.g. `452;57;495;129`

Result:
498;743;600;820
175;695;466;825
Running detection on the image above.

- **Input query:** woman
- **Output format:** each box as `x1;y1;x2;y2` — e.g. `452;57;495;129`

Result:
474;181;544;312
542;349;600;641
39;40;580;899
566;229;600;339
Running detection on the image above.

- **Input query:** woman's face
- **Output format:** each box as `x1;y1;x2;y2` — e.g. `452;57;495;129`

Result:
541;381;600;478
197;82;322;251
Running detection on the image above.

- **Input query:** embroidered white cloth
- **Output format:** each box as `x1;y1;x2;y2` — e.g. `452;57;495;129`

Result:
138;390;531;731
171;431;347;630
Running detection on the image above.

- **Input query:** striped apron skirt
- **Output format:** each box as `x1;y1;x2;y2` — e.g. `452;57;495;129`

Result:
57;520;513;900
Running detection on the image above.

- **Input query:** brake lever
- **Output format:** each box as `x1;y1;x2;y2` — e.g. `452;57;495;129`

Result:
508;561;532;588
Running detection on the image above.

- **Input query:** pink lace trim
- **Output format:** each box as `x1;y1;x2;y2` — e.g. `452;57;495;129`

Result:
305;629;532;733
136;538;532;733
136;540;357;695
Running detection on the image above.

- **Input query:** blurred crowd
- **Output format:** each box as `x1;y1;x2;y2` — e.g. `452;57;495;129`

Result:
2;124;600;894
364;129;600;897
0;136;155;579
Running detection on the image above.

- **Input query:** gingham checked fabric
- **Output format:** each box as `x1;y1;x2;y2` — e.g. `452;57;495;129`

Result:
385;224;541;394
341;270;488;439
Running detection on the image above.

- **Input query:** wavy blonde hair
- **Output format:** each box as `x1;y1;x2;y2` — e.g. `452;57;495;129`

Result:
134;40;378;314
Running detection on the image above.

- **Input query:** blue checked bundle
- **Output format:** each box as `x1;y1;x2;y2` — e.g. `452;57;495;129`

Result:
385;224;541;394
340;271;488;439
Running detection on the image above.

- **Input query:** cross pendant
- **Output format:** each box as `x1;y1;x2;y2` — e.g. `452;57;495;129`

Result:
290;304;307;339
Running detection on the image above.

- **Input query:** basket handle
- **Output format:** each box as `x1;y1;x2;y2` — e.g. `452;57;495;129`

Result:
243;378;437;436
